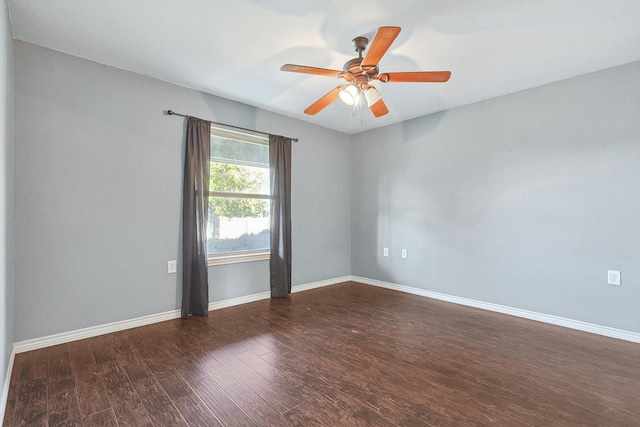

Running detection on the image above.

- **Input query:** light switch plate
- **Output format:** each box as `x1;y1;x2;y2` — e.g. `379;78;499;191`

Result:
401;249;408;259
607;270;621;286
383;248;389;257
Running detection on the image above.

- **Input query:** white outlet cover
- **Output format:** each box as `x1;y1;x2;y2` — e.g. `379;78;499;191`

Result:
383;248;389;257
401;249;408;259
607;270;621;286
168;260;177;274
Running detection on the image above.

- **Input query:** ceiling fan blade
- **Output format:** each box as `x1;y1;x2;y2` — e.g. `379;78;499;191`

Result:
281;64;344;78
361;26;401;67
304;86;345;115
370;98;389;117
379;71;451;83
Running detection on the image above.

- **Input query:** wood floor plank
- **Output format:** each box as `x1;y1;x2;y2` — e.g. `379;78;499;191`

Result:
47;389;83;426
100;365;152;425
47;348;76;396
69;340;111;418
190;375;256;427
16;377;47;406
195;353;243;389
88;335;118;367
133;341;180;380
132;376;188;427
113;404;154;427
82;408;119;427
159;375;224;427
4;281;640;426
74;373;112;417
17;349;47;383
211;373;295;426
212;348;302;414
12;399;47;427
195;351;296;424
111;335;154;382
68;340;98;383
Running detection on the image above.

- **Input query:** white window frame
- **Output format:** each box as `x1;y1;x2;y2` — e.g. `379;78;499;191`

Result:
207;123;270;266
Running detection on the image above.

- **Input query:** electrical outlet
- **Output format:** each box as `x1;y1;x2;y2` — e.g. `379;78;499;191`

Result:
383;247;389;257
607;270;621;286
168;260;177;274
401;249;408;259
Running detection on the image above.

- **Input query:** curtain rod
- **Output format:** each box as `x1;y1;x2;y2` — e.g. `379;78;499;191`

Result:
166;110;298;142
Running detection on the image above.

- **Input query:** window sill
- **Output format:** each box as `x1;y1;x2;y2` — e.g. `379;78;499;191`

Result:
208;252;270;266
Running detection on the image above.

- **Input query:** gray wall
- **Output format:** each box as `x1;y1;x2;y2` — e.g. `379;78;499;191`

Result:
14;41;351;341
352;61;640;333
11;38;640;343
1;0;15;399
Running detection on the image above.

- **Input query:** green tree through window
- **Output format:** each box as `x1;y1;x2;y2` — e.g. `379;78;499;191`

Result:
209;163;268;218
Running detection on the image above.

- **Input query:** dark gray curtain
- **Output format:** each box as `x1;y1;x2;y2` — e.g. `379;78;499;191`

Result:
269;135;292;298
181;117;211;318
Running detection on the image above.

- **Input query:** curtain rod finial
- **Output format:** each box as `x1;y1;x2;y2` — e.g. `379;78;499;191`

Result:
167;110;174;115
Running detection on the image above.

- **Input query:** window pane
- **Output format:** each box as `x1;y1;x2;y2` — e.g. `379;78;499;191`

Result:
207;198;270;254
210;162;269;195
211;136;268;168
208;124;270;259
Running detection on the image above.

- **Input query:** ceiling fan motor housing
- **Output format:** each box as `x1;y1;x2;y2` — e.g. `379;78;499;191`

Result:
343;57;379;87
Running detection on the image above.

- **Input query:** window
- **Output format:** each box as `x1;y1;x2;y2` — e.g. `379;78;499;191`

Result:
207;124;270;265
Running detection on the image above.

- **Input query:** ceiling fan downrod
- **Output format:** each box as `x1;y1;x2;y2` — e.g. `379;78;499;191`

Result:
344;36;379;88
352;36;368;57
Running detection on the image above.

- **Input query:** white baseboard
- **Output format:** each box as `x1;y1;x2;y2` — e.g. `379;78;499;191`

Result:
208;292;270;311
13;276;350;354
352;275;640;344
207;275;351;311
293;275;352;293
0;346;16;424
12;273;636;355
13;309;183;354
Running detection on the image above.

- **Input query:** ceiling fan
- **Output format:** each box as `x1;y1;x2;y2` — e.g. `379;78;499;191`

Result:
280;26;451;118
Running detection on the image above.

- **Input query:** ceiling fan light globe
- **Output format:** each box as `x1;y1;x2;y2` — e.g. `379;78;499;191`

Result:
338;91;354;105
365;87;382;107
339;85;358;106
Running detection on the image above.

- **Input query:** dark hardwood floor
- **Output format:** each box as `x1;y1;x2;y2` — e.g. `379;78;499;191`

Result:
3;281;640;426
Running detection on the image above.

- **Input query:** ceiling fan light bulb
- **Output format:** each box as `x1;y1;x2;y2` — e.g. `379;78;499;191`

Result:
339;85;358;106
338;91;354;106
365;87;382;107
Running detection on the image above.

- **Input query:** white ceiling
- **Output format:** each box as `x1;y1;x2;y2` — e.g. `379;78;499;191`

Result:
7;0;640;134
